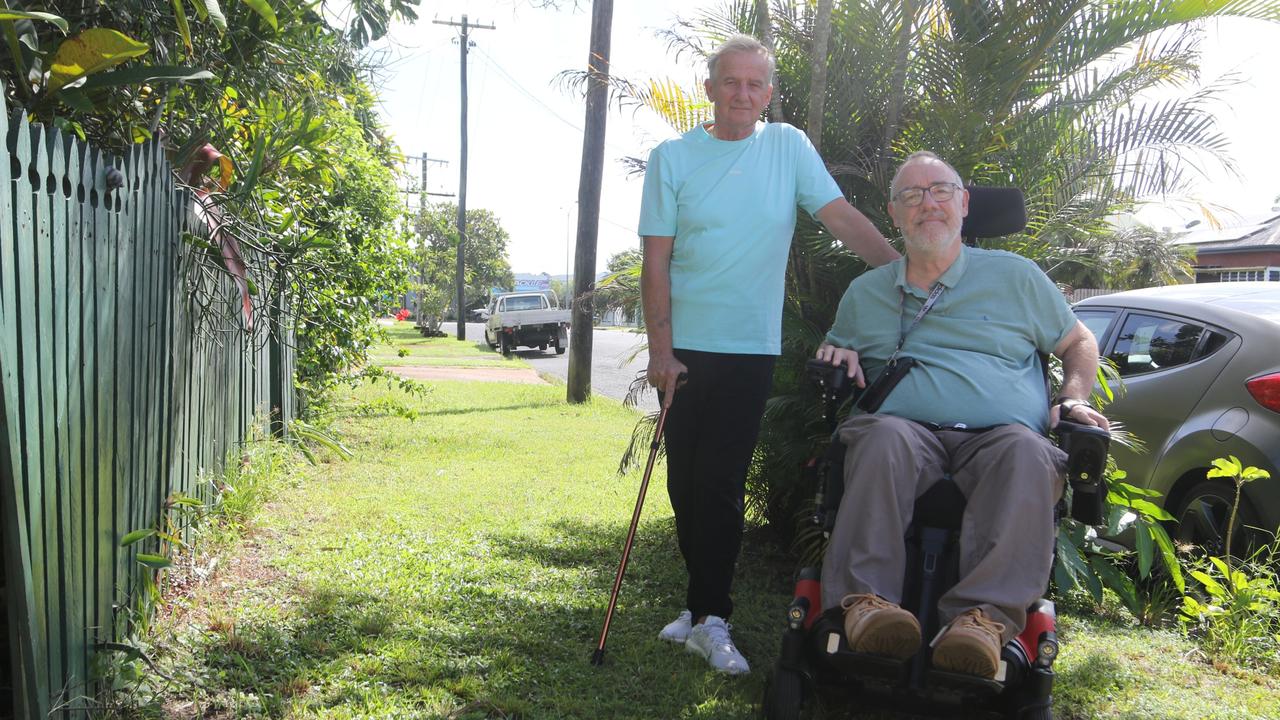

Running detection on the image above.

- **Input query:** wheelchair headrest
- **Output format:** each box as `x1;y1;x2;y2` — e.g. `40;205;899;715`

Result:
960;186;1026;244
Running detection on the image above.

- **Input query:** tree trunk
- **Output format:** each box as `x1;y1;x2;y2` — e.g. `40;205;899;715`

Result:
877;0;914;187
805;0;834;151
755;0;786;122
567;0;614;404
799;0;834;304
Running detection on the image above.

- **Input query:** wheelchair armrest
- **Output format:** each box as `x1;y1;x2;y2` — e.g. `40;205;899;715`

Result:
805;358;856;404
807;358;863;432
1054;420;1111;525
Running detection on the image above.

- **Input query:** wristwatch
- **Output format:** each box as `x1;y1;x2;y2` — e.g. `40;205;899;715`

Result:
1054;397;1090;415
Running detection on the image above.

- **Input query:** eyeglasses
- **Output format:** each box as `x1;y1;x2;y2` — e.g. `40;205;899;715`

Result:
892;181;961;207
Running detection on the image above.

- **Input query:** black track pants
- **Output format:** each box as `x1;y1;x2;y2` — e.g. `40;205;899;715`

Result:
658;349;776;620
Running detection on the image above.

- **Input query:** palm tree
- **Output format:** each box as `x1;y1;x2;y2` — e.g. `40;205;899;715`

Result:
1054;224;1196;289
579;0;1280;539
664;0;1280;538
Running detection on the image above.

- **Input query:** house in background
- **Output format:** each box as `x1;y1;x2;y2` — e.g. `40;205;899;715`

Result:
1169;211;1280;283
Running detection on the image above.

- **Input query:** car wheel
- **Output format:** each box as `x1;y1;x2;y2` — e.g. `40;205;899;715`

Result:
500;334;513;358
1173;480;1265;557
538;343;547;351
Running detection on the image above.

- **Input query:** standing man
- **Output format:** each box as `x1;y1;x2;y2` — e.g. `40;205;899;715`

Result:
816;150;1109;678
638;34;899;675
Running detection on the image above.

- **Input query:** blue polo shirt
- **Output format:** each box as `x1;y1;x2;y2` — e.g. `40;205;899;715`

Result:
824;246;1077;432
638;121;842;355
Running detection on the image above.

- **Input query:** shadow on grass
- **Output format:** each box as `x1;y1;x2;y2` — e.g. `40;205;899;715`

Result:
418;400;563;418
162;517;801;719
1053;651;1132;720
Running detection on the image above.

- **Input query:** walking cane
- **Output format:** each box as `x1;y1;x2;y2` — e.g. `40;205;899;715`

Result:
591;379;681;666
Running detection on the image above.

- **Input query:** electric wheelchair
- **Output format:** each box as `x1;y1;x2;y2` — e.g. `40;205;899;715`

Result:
762;188;1111;720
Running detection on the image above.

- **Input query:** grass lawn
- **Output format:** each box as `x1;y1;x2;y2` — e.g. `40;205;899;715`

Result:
141;338;1278;718
365;322;525;368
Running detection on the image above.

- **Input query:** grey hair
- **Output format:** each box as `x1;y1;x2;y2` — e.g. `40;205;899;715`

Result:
890;151;964;196
707;34;775;83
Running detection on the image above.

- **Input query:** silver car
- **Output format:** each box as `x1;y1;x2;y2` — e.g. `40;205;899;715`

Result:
1073;282;1280;553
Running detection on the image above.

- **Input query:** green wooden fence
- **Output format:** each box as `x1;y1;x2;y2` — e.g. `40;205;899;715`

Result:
1;87;296;718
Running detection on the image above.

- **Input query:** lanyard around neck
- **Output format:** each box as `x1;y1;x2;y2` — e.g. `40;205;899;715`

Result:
888;282;945;366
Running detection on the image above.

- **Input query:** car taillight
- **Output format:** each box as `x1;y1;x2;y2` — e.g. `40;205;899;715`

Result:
1246;372;1280;413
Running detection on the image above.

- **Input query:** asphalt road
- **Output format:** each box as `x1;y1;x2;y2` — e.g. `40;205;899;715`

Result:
440;323;659;414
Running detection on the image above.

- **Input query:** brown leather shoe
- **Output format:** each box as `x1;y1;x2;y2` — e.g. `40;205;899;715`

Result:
840;593;921;660
930;608;1005;678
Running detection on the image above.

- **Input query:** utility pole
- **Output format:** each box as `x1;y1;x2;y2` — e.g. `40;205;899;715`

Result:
399;154;453;207
401;153;451;319
567;0;613;404
434;14;495;340
419;152;449;208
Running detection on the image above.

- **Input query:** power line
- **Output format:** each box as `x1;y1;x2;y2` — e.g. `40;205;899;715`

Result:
472;46;584;134
471;46;631;156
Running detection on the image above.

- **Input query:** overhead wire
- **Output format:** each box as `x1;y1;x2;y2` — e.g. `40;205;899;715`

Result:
469;45;643;236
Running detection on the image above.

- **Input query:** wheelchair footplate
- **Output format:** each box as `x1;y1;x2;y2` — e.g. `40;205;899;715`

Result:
806;607;1024;716
810;610;909;686
924;668;1005;697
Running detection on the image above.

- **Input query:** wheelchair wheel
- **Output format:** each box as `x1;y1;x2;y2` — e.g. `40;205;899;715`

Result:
1014;705;1052;720
762;664;804;720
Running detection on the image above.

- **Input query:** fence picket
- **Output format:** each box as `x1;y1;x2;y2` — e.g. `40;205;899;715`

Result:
1;97;295;718
90;146;116;657
72;141;95;691
51;128;88;699
12;115;53;716
2;87;44;720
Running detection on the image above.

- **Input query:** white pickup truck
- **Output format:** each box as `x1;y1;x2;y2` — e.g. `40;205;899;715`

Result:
482;291;571;356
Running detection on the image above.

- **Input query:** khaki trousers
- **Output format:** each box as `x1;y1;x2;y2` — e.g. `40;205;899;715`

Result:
819;414;1066;643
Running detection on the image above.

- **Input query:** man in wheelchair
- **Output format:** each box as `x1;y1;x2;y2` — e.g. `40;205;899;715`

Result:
813;151;1110;681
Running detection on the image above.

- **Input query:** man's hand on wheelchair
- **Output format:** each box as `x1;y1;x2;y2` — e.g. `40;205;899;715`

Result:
815;343;867;389
1050;401;1111;432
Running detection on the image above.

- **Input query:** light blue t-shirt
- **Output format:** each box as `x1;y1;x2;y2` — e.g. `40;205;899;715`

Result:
638;122;842;355
824;246;1077;432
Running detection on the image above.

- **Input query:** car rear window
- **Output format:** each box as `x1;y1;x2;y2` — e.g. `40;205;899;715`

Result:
502;296;547;311
1108;313;1205;376
1074;309;1117;345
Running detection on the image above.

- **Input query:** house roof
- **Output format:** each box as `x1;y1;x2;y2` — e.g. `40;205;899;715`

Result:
1169;212;1280;254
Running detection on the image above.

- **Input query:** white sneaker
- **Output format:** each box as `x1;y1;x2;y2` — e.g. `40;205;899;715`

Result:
685;615;750;675
659;609;693;643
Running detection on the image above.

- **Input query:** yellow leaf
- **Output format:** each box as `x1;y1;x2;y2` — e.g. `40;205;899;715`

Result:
217;154;234;191
48;29;149;95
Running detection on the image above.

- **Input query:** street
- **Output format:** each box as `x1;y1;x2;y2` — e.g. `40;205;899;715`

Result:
440;323;659;414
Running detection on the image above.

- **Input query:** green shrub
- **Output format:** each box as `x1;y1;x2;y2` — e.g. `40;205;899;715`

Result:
1179;457;1279;672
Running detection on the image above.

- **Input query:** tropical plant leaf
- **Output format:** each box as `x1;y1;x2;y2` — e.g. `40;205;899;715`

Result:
1136;517;1156;578
192;0;229;33
1190;568;1225;597
239;0;279;31
1092;555;1139;616
291;420;354;461
81;65;212;90
120;528;156;547
57;87;96;112
1208;455;1241;478
1055;525;1103;603
171;0;193;53
135;553;173;569
48;29;149;95
0;9;68;33
1151;520;1185;592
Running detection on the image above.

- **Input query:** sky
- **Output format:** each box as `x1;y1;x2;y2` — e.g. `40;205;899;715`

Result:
365;3;1280;275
